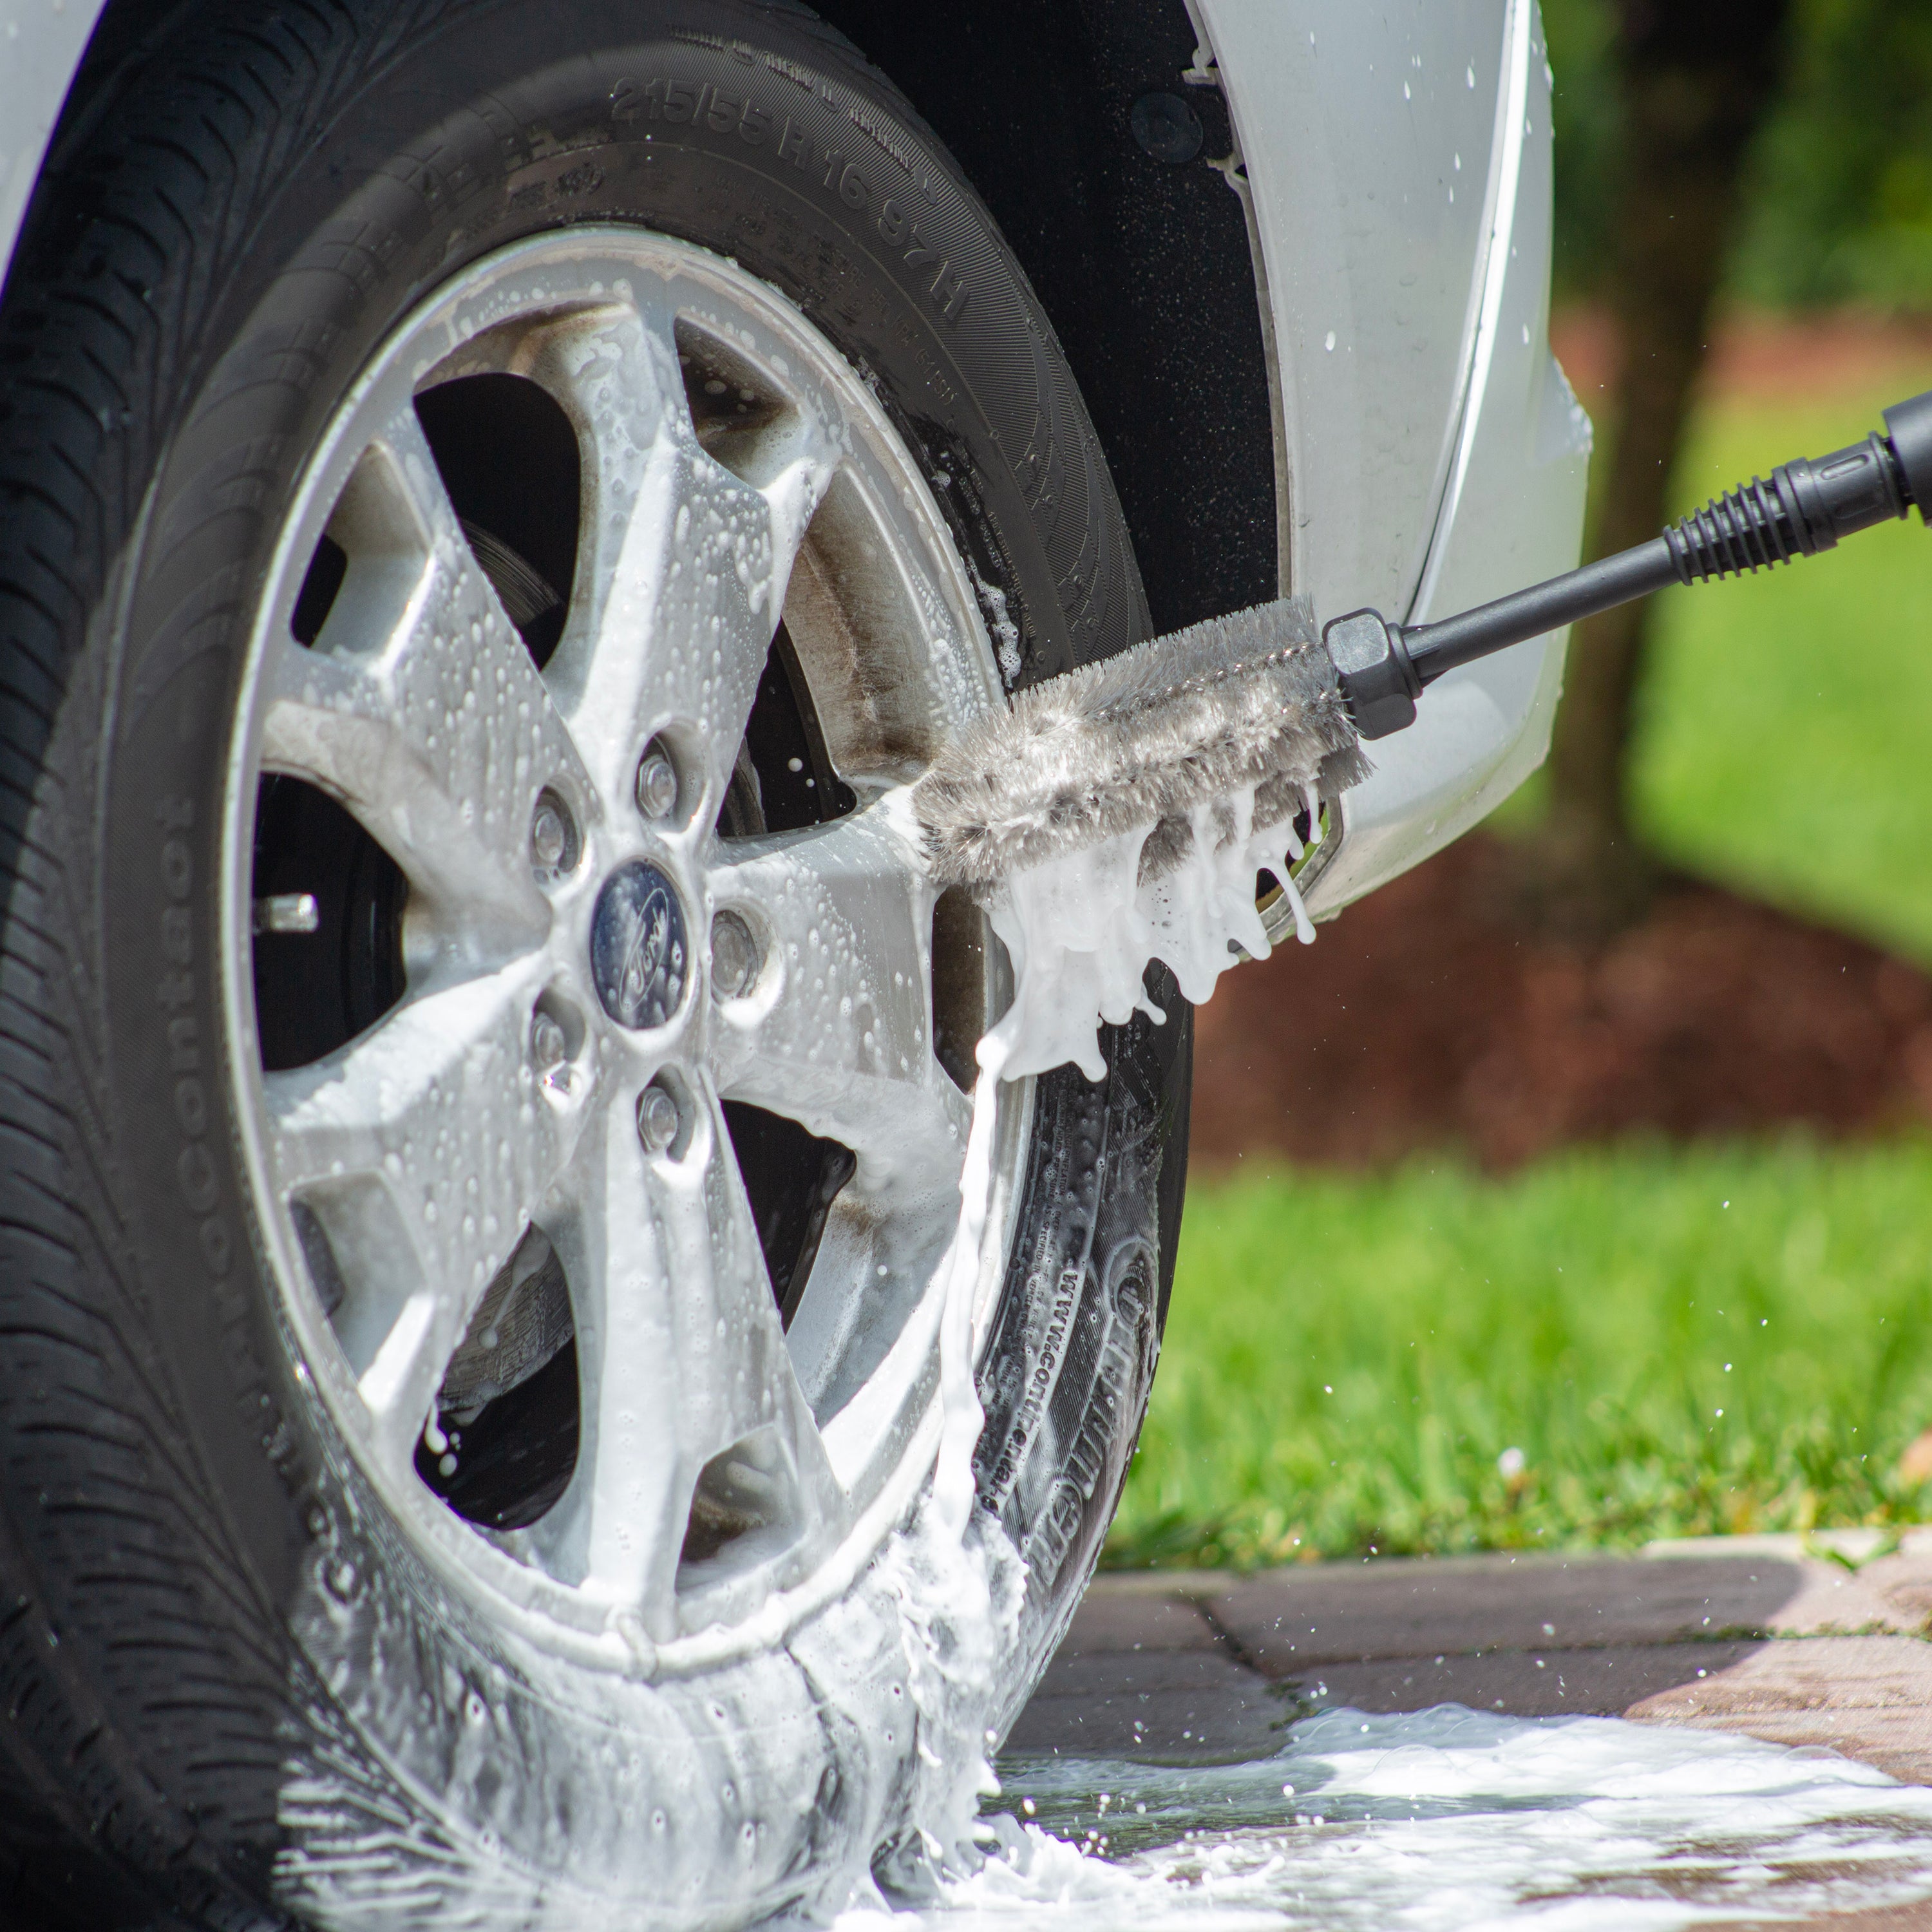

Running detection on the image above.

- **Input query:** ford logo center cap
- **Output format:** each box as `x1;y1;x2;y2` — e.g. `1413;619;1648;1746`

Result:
590;860;688;1030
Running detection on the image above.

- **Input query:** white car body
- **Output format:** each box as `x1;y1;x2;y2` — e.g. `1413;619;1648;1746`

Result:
1196;0;1590;916
0;0;1588;916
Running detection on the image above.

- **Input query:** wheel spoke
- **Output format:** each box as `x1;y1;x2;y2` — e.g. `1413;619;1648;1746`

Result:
529;1082;837;1622
258;402;589;943
530;299;840;815
265;959;582;1471
709;810;970;1196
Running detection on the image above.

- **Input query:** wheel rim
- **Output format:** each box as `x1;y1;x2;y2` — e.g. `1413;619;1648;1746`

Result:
222;230;1027;1671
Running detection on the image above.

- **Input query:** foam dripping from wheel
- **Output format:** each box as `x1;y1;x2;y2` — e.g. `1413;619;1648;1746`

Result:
873;768;1332;1884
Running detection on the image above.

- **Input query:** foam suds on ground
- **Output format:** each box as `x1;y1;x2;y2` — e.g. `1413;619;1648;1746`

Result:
829;1704;1932;1927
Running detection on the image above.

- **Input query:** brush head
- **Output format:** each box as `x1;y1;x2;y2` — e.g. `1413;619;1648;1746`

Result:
914;596;1368;894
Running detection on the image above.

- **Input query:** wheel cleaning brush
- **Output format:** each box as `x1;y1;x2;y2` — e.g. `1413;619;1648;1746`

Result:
916;386;1932;896
911;596;1368;895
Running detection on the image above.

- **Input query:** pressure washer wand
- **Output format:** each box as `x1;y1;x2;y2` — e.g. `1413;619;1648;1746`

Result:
913;386;1932;896
1328;385;1932;739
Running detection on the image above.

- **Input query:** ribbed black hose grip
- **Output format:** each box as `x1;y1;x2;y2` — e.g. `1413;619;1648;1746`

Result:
1371;385;1932;715
1665;432;1909;584
1665;475;1797;580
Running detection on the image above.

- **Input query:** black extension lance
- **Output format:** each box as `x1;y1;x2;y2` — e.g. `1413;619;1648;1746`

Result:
1328;385;1932;739
913;387;1932;894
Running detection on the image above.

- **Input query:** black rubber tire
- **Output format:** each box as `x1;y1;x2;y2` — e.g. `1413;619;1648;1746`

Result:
0;2;1192;1925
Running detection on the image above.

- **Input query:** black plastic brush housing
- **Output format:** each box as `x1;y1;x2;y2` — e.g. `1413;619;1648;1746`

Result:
1328;385;1932;739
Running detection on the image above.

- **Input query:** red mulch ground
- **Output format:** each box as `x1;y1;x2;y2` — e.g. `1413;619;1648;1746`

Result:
1550;307;1932;410
1188;835;1932;1171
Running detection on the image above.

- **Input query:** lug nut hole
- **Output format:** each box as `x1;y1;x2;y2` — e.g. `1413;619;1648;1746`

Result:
531;1010;568;1072
637;1081;683;1155
531;788;581;878
710;909;762;1001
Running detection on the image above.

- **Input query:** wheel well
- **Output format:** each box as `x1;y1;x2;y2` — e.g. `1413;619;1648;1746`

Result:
812;0;1278;632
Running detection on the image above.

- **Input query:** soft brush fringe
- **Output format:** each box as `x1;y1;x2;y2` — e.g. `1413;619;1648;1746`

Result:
914;596;1368;893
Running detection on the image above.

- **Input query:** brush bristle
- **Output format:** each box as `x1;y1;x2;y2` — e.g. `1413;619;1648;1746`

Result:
914;596;1368;892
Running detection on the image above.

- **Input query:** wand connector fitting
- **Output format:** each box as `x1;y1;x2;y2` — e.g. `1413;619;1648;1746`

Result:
1323;608;1420;741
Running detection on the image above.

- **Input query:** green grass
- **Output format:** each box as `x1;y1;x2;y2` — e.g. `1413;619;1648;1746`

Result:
1637;375;1932;960
1108;1139;1932;1568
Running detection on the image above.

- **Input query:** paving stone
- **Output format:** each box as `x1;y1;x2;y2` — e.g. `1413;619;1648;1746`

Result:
1009;1551;1932;1929
1050;1587;1222;1658
1817;1549;1932;1637
1017;1554;1932;1794
1294;1641;1763;1718
1004;1674;1285;1761
1710;1902;1932;1931
1032;1648;1264;1700
1651;1540;1932;1638
1010;1593;1282;1759
1627;1636;1932;1783
1202;1553;1807;1672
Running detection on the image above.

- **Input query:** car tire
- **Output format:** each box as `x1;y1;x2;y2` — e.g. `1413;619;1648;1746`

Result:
0;2;1191;1925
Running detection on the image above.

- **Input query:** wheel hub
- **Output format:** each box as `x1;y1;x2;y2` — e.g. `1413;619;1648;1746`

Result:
590;858;688;1030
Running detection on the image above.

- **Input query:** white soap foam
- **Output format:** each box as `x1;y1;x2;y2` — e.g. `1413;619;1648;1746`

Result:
980;780;1317;1084
829;1705;1932;1929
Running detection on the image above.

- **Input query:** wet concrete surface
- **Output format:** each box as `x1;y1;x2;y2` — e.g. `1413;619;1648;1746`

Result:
1010;1532;1932;1783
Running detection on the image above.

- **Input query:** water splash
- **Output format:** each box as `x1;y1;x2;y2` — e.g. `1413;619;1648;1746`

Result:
836;1706;1932;1929
881;770;1330;1881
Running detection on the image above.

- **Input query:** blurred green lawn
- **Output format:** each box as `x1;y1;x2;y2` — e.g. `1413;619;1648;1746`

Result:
1643;369;1932;958
1110;362;1932;1569
1112;1139;1932;1566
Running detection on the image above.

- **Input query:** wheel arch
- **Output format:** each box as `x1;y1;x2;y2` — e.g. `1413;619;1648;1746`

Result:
808;0;1280;634
9;0;1280;641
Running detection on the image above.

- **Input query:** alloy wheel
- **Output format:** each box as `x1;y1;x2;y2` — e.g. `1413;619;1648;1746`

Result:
223;231;1025;1671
